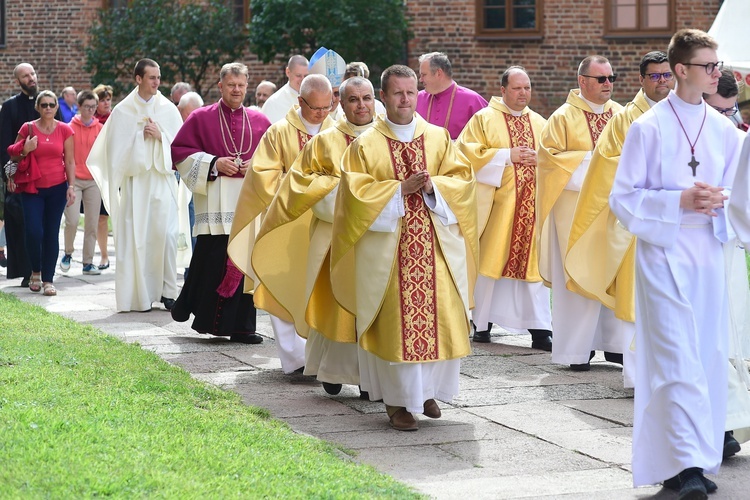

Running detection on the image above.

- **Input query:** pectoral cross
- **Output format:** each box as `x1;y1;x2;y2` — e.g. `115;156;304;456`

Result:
234;154;243;168
688;155;699;177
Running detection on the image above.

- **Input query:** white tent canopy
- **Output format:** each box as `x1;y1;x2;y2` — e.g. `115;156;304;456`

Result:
708;0;750;88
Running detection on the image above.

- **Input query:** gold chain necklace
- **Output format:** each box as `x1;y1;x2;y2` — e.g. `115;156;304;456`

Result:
218;103;253;167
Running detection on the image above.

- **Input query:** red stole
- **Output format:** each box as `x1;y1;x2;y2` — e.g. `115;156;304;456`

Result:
582;109;613;146
502;113;537;279
386;135;439;362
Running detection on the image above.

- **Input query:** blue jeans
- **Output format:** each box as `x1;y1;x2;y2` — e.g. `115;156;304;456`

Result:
21;182;67;282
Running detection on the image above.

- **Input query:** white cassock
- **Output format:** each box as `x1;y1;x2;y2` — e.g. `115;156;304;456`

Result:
356;118;461;413
727;131;750;443
471;146;551;332
87;89;183;312
610;91;741;487
261;83;299;124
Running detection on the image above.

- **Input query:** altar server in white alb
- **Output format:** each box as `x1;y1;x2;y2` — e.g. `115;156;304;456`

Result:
87;58;183;312
609;29;742;498
261;55;309;124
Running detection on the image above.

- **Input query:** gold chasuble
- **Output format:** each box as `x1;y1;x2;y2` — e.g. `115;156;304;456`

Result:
227;106;333;319
537;89;622;286
251;117;357;342
565;90;649;322
331;116;478;363
456;97;547;282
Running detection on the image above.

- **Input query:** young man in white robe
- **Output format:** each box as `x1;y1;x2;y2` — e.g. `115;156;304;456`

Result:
610;29;742;498
261;55;309;124
87;58;183;312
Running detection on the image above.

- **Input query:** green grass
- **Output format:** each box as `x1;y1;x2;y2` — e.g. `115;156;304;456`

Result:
0;292;420;498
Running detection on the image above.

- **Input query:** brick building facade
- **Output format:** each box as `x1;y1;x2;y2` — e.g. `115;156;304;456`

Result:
0;1;720;117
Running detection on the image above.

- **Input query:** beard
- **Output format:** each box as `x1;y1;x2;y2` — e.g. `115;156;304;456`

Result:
20;81;38;97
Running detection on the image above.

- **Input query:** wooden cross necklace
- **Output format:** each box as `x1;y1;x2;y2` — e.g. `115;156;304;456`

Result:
667;99;707;177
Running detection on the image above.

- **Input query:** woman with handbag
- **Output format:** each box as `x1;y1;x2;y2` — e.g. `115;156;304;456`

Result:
6;90;75;296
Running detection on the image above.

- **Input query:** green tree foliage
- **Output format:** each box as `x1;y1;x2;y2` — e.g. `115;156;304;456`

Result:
85;0;246;96
249;0;411;83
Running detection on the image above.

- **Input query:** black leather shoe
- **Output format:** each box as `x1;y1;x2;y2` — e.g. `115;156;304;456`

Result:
604;351;623;365
473;330;491;343
229;333;263;344
664;474;717;494
359;387;370;400
529;329;552;351
21;277;29;287
570;351;596;371
160;296;176;310
677;468;708;500
322;382;342;395
724;430;741;459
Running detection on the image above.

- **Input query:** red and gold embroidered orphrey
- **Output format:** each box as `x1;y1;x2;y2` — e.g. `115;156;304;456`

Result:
501;113;537;279
296;130;313;163
344;133;354;146
582;109;613;146
387;135;440;362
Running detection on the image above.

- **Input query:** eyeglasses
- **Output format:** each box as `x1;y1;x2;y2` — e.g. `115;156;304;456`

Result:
644;72;674;82
300;96;332;112
683;61;723;74
581;74;617;84
80;104;97;110
39;102;57;109
710;104;738;116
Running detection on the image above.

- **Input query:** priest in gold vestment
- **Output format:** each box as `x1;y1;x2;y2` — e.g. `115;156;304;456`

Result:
565;51;674;386
331;65;478;431
456;66;552;350
251;77;376;395
228;74;334;373
537;55;625;371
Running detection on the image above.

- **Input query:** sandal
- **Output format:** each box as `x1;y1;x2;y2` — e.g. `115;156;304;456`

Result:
42;283;57;296
29;273;42;292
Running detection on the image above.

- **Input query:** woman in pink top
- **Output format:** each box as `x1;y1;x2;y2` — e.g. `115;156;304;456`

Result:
7;90;75;295
61;90;104;276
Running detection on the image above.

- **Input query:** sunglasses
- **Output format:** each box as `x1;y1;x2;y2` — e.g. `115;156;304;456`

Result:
39;102;57;109
581;74;617;84
644;72;674;82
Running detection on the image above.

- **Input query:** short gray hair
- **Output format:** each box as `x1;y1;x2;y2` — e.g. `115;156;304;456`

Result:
299;74;332;98
220;62;249;81
178;91;204;110
170;82;192;96
340;77;373;101
418;52;452;78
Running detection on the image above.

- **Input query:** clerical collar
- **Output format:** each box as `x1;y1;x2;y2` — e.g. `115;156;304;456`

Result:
643;94;658;109
578;92;605;114
220;100;242;113
297;108;322;135
499;98;523;117
346;120;373;137
385;116;416;143
433;81;457;98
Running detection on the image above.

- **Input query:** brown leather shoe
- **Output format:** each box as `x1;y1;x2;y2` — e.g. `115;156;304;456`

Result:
386;405;418;431
423;398;442;418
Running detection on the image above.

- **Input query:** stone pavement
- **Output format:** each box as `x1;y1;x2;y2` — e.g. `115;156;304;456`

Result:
2;229;749;499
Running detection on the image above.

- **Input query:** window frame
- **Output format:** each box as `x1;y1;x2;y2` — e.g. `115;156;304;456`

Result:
474;0;544;40
604;0;675;38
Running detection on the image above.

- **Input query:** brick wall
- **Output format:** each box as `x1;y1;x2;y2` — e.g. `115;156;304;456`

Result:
0;1;720;117
404;0;721;117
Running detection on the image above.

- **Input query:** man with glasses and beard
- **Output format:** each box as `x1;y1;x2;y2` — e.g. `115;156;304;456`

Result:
0;63;59;287
537;55;625;373
229;74;334;374
565;51;674;388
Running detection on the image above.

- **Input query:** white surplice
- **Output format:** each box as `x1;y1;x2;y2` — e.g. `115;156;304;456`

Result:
610;91;742;487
